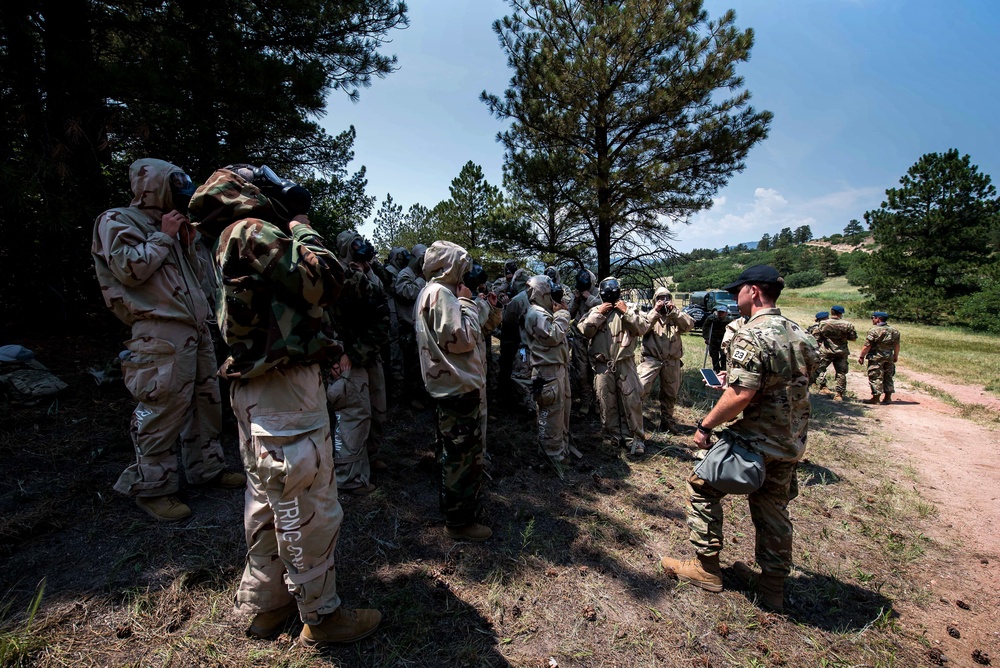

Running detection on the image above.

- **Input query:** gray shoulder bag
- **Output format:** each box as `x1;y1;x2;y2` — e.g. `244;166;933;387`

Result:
694;430;765;495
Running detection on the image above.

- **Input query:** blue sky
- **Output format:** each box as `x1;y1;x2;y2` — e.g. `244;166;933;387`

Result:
322;0;1000;253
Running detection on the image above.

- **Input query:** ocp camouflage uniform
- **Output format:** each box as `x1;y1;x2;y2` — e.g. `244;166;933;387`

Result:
864;323;900;395
477;294;503;441
567;272;601;414
189;167;348;625
92;158;225;498
524;277;573;462
721;316;747;360
814;318;857;395
637;288;695;429
415;241;492;529
327;230;391;492
687;308;819;578
578;292;649;451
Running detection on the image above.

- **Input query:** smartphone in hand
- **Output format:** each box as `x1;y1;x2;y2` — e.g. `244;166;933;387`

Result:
700;368;723;387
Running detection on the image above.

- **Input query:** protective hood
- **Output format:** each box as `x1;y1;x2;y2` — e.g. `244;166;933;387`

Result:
423;241;470;288
409;244;428;273
128;158;186;220
336;229;361;263
510;268;530;295
526;275;554;312
389;246;409;270
654;286;671;301
189;167;276;238
544;266;560;284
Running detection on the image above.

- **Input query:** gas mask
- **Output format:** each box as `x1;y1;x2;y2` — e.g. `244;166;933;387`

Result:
169;171;196;214
550;277;564;304
575;269;593;293
463;262;489;294
350;236;375;264
226;163;311;221
599;278;621;304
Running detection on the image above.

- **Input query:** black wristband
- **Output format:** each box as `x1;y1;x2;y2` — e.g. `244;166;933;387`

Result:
696;421;714;435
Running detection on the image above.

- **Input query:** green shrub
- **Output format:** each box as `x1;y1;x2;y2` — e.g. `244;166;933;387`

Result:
845;263;868;286
955;282;1000;334
784;269;825;289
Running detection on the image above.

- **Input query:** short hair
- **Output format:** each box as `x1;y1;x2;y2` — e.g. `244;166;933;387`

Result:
750;278;783;302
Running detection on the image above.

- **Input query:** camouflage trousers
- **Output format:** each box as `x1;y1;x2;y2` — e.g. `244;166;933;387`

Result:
231;364;342;624
434;389;485;528
498;338;518;402
114;319;224;497
594;358;645;449
687;453;799;577
511;344;536;412
533;363;571;461
569;335;595;411
330;360;386;490
637;356;682;425
815;352;849;395
867;358;895;395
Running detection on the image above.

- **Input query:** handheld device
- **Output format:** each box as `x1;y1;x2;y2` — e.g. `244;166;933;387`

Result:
700;368;722;387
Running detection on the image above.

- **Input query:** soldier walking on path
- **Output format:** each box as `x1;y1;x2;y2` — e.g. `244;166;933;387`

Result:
813;305;857;400
661;265;819;613
637;287;695;435
858;311;900;404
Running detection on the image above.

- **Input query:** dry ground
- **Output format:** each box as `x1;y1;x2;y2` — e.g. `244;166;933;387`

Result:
1;323;998;668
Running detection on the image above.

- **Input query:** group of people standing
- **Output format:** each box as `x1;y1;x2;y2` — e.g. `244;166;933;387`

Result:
809;307;901;403
91;157;903;641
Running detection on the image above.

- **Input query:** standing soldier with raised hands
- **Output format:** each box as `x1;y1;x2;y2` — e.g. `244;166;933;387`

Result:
637;288;695;435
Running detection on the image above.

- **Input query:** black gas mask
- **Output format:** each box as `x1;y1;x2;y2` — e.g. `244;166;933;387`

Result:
463;262;489;294
504;260;517;277
599;278;621;304
227;163;311;221
575;269;593;293
169;171;196;214
350;236;375;264
550;277;564;304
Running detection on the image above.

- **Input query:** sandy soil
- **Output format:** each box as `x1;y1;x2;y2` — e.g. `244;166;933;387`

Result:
845;366;1000;667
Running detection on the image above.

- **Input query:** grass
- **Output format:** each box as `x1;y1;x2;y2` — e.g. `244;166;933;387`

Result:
0;580;46;667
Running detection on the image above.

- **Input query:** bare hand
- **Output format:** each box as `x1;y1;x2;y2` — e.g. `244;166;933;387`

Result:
178;220;195;247
615;300;628;313
693;429;712;450
161;210;187;238
487;292;498;307
330;353;352;380
457;284;473;299
553;301;567;312
289;214;310;231
598;302;615;315
499;292;510;306
655;301;665;313
665;301;675;312
857;356;864;365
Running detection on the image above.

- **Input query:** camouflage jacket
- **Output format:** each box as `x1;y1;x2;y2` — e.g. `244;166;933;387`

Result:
567;288;601;326
864;323;900;360
393;265;425;328
721;316;747;359
815;318;857;356
525;305;572;368
578;304;649;372
641;307;695;362
92;158;212;328
415;241;490;398
188;167;346;380
328;231;391;368
501;290;531;346
725;307;820;461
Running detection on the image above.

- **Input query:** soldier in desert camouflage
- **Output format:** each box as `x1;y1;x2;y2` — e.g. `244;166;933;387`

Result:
813;305;858;400
567;269;601;416
661;265;819;614
523;275;573;473
189;164;380;646
326;230;391;495
92;158;245;523
415;241;495;542
577;277;649;455
637;287;695;435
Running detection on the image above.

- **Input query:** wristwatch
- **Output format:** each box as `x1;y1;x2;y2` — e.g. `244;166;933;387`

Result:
696;420;714;436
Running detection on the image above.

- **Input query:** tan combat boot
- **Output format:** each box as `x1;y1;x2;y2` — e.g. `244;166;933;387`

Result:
660;553;723;592
247;601;298;639
833;393;846;402
210;471;247;489
299;607;382;646
880;393;893;404
445;523;492;542
862;395;881;405
135;495;191;522
732;561;785;612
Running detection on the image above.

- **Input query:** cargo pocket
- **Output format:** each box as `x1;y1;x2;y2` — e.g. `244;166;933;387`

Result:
536;377;559;408
326;373;348;411
249;411;329;492
121;336;176;403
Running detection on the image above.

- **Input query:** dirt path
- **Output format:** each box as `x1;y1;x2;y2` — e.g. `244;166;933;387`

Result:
845;367;1000;667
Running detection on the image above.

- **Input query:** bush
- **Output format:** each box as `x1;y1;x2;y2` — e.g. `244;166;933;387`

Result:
784;269;825;289
955;282;1000;334
845;263;868;286
827;233;844;244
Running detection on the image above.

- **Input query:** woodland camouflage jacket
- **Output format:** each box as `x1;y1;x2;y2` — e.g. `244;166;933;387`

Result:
725;308;820;461
330;230;391;368
189;168;346;380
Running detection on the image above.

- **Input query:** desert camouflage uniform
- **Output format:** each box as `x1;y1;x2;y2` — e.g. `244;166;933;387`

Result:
327;231;391;491
578;292;649;451
567;272;601;413
814;318;858;394
524;277;573;462
686;308;819;577
864;323;900;395
189;167;347;624
92;158;224;498
637;288;695;428
415;241;492;528
394;247;428;403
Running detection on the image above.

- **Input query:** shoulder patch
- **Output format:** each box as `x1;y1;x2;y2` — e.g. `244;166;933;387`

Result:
731;347;750;362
